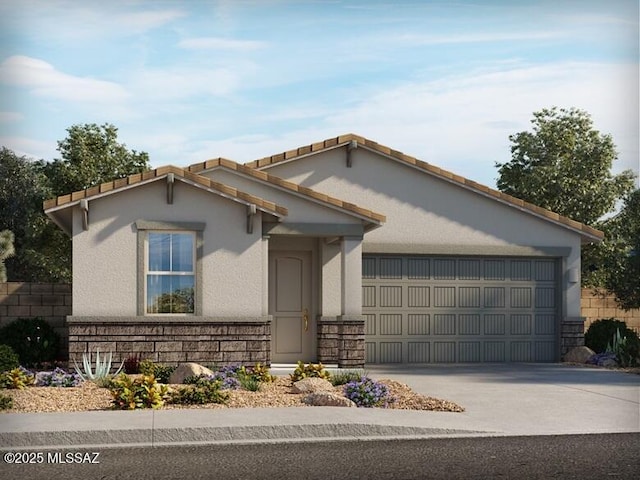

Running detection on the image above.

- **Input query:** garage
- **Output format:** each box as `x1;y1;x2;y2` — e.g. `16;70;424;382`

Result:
363;255;560;363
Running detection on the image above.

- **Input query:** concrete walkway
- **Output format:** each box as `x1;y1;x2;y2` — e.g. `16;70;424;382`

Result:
0;364;638;449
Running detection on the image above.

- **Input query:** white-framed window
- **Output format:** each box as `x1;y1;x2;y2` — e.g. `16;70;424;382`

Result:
145;231;196;314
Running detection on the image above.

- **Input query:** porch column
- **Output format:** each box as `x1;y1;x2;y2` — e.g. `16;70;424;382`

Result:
341;236;362;316
261;235;269;316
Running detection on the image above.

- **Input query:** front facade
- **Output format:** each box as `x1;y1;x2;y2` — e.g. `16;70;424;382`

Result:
45;135;602;367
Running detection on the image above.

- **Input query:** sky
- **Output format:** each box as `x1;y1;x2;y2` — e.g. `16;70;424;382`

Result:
0;0;638;189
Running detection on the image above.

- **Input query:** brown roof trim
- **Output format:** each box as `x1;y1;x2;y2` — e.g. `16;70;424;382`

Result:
245;134;604;241
43;165;288;217
187;158;386;224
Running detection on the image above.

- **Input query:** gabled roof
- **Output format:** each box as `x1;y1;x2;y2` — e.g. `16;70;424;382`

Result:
245;133;604;242
187;157;386;225
43;165;288;235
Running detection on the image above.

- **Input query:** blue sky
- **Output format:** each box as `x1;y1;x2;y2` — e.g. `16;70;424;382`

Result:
1;0;638;188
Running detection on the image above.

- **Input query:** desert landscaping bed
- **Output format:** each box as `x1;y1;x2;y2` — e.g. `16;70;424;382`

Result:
1;376;464;413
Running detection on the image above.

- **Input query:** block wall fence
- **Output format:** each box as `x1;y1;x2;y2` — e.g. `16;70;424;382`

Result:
2;282;639;362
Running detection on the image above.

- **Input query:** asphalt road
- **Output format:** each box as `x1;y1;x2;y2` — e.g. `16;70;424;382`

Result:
1;433;638;480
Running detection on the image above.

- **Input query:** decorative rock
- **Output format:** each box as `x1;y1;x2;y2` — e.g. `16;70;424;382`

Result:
564;346;596;364
168;363;213;384
292;377;334;394
302;392;356;407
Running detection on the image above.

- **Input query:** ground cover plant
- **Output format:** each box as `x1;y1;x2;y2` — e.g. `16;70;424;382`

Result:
343;376;393;408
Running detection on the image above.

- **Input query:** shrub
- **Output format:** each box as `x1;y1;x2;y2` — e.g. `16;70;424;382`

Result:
343;377;392;408
35;368;83;387
605;328;640;367
0;392;13;410
290;361;331;383
210;364;242;390
0;367;35;390
585;319;639;354
169;377;229;405
109;374;168;410
123;354;142;374
139;360;176;383
238;375;261;392
0;318;60;367
73;349;124;383
237;363;275;383
0;344;20;373
330;369;366;386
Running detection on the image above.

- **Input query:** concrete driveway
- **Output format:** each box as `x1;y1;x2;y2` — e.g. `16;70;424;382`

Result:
367;363;640;436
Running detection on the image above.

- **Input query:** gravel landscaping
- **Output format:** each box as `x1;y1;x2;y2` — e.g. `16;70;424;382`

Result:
1;376;464;413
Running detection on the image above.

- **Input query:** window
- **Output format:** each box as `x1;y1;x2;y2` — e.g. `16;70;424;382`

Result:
146;232;195;314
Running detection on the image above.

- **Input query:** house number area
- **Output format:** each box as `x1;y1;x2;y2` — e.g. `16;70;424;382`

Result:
3;451;100;464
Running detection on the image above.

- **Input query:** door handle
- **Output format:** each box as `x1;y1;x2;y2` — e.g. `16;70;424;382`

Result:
303;308;309;331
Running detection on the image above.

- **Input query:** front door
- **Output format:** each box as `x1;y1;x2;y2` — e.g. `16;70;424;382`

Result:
269;251;312;363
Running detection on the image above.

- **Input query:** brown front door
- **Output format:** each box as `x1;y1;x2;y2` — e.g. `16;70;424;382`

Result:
269;251;312;363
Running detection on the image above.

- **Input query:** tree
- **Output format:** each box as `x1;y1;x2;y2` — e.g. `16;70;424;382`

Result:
602;189;640;309
0;124;150;282
0;148;59;281
0;230;15;282
45;123;150;195
495;107;636;287
496;107;635;226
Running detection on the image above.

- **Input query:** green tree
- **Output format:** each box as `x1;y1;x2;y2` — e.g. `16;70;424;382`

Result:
601;189;640;309
496;107;636;286
0;230;15;282
0;148;60;281
45;123;150;195
496;107;635;225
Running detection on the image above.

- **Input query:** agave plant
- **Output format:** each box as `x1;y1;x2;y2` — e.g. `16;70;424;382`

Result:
73;349;124;382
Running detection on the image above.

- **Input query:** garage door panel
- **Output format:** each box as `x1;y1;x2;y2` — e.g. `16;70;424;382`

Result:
408;314;430;335
364;255;560;364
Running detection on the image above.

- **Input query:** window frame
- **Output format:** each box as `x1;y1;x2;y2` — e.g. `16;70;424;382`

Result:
135;220;205;316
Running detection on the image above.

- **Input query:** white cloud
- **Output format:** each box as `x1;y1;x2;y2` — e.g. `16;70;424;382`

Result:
178;37;267;51
130;66;240;100
0;135;56;161
0;56;130;103
394;31;563;46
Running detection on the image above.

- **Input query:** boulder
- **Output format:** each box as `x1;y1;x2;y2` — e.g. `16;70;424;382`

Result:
168;363;214;384
292;377;334;394
599;357;619;368
563;346;596;364
302;392;355;407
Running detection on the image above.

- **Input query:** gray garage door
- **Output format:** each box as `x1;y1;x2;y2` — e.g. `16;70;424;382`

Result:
363;255;559;363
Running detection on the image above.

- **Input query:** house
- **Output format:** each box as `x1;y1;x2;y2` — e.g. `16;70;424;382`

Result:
44;134;603;367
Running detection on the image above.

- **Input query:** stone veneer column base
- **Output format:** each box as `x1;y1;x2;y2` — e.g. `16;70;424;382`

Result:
67;316;271;366
561;317;585;359
317;315;365;368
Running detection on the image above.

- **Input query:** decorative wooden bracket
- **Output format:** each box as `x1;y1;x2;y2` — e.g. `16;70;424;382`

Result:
79;199;89;231
166;173;175;204
346;140;358;167
247;204;257;234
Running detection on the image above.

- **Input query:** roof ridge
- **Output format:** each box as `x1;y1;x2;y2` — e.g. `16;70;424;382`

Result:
43;164;288;216
244;133;604;241
186;156;386;224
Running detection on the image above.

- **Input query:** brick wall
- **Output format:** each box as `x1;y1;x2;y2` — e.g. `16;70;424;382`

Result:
67;317;271;366
581;288;640;335
0;282;71;358
317;316;365;368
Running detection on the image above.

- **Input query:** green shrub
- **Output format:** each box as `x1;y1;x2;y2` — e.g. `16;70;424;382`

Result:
606;328;640;367
585;319;639;354
0;367;35;389
330;369;366;386
0;344;20;372
168;377;229;405
109;374;168;410
238;375;261;392
0;392;13;410
290;361;331;383
139;360;176;383
0;318;60;367
238;363;275;383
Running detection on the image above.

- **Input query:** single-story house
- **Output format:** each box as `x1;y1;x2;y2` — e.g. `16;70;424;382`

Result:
44;134;603;367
